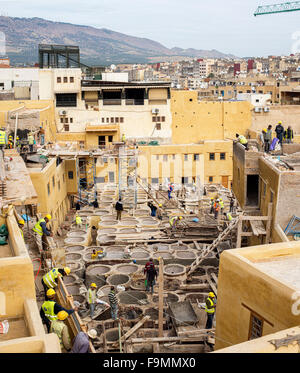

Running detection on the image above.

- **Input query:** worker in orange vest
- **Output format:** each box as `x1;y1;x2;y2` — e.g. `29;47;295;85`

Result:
214;199;220;220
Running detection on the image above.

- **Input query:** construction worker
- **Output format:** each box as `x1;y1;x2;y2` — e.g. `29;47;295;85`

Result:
91;248;105;259
229;196;235;213
275;121;284;146
168;184;173;200
121;133;126;143
75;213;82;228
157;204;163;220
18;219;25;240
16;136;21;153
108;286;119;320
210;197;214;214
148;201;157;217
284;125;294;144
7;134;13;149
71;328;98;353
205;292;217;329
259;129;266;151
115;197;123;221
144;259;158;294
86;283;109;318
32;214;53;253
219;198;224;214
0;127;7;153
214;200;219;220
224;212;233;221
235;133;249;150
169;216;183;231
41;267;71;300
27;132;34;152
50;311;72;353
40;288;77;332
264;125;272;153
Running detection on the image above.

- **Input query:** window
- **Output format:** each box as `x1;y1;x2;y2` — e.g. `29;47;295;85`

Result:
70;77;74;83
184;154;188;161
115;117;119;123
120;117;124;123
163;155;168;162
106;118;109;123
220;153;226;160
157;116;161;122
109;172;115;182
60;118;64;123
65;118;69;123
152;116;157;122
102;118;105;123
209;153;215;160
57;77;61;83
172;154;176;160
70;118;73;123
56;93;77;107
108;135;113;142
47;183;50;195
151;178;159;184
111;117;114;123
194;154;199;161
156;123;161;130
182;177;189;184
63;77;68;83
52;176;55;188
249;314;263;340
209;176;213;182
68;171;73;179
64;124;69;131
161;116;165;122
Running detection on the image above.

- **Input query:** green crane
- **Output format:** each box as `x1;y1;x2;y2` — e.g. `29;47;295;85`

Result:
254;1;300;16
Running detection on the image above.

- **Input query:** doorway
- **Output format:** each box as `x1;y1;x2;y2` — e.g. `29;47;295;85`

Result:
246;174;259;206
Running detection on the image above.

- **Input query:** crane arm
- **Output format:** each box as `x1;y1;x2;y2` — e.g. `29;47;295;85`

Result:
254;1;300;16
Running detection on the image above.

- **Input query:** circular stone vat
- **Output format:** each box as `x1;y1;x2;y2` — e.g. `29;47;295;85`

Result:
85;264;111;288
164;264;186;276
118;228;137;234
67;261;85;278
115;264;139;275
184;293;208;303
175;250;196;259
100;215;117;221
72;294;85;305
96;308;112;321
134;209;150;216
99;220;118;226
150;244;170;252
140;220;158;226
96;235;116;245
152;251;173;260
144;307;159;320
120;306;143;321
98;285;111;296
94;210;110;216
78;211;93;216
64;236;86;245
105;246;125;259
107;274;130;287
131;250;150;260
192;267;206;276
170;244;190;251
67;230;86;238
153;292;180;305
130;278;146;291
117;290;147;305
65;245;85;253
63;274;78;285
105;328;121;343
97;228;117;234
65;285;80;295
66;252;83;262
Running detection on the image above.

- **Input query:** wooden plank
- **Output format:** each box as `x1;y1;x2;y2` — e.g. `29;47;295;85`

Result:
207;275;218;295
241;216;269;221
250;220;266;236
158;257;164;337
131;334;212;344
211;273;218;284
250;220;260;236
240;232;253;237
236;215;243;248
265;203;273;244
102;322;107;353
113;315;150;346
193;240;202;251
180;284;212;290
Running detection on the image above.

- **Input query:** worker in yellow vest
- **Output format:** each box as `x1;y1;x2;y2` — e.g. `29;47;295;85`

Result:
86;283;109;319
41;266;71;299
205;292;217;329
169;216;183;231
224;212;233;221
0;127;7;153
16;136;21;153
50;311;72;353
7;135;13;149
75;213;82;228
121;133;126;143
18;219;25;240
32;214;53;253
236;133;249;150
40;288;77;333
27;132;34;152
219;198;224;214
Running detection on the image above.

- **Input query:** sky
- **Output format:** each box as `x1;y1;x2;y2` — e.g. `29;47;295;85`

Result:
0;0;300;57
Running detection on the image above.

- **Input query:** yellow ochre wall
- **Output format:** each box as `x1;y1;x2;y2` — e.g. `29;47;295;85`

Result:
215;241;300;350
171;90;252;144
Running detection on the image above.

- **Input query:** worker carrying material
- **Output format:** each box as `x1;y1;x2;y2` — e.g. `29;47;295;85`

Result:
41;267;71;299
169;216;183;230
235;133;249;150
91;248;105;259
75;213;82;228
205;292;217;329
32;214;53;253
50;311;72;353
86;283;109;318
40;288;77;333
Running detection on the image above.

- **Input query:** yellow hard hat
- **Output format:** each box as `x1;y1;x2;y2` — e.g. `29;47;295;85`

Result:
45;214;51;221
208;292;215;298
47;288;56;297
91;283;97;288
57;311;69;321
159;204;162;207
64;267;71;275
179;216;183;220
263;128;267;132
16;136;19;139
210;197;214;199
18;219;25;225
278;121;282;124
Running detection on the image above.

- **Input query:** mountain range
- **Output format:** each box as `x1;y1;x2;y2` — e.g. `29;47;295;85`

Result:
0;16;236;65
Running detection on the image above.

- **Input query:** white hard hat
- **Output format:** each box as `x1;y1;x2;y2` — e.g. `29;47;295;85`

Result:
87;329;98;339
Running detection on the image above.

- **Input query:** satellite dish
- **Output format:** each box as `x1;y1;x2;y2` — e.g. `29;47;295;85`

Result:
110;64;116;70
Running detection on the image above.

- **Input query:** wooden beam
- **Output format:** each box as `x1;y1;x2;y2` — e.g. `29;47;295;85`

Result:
158;257;164;337
211;273;218;284
236;215;243;248
241;216;269;221
102;322;107;353
265;203;273;244
131;334;211;344
117;315;150;345
207;275;218;295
